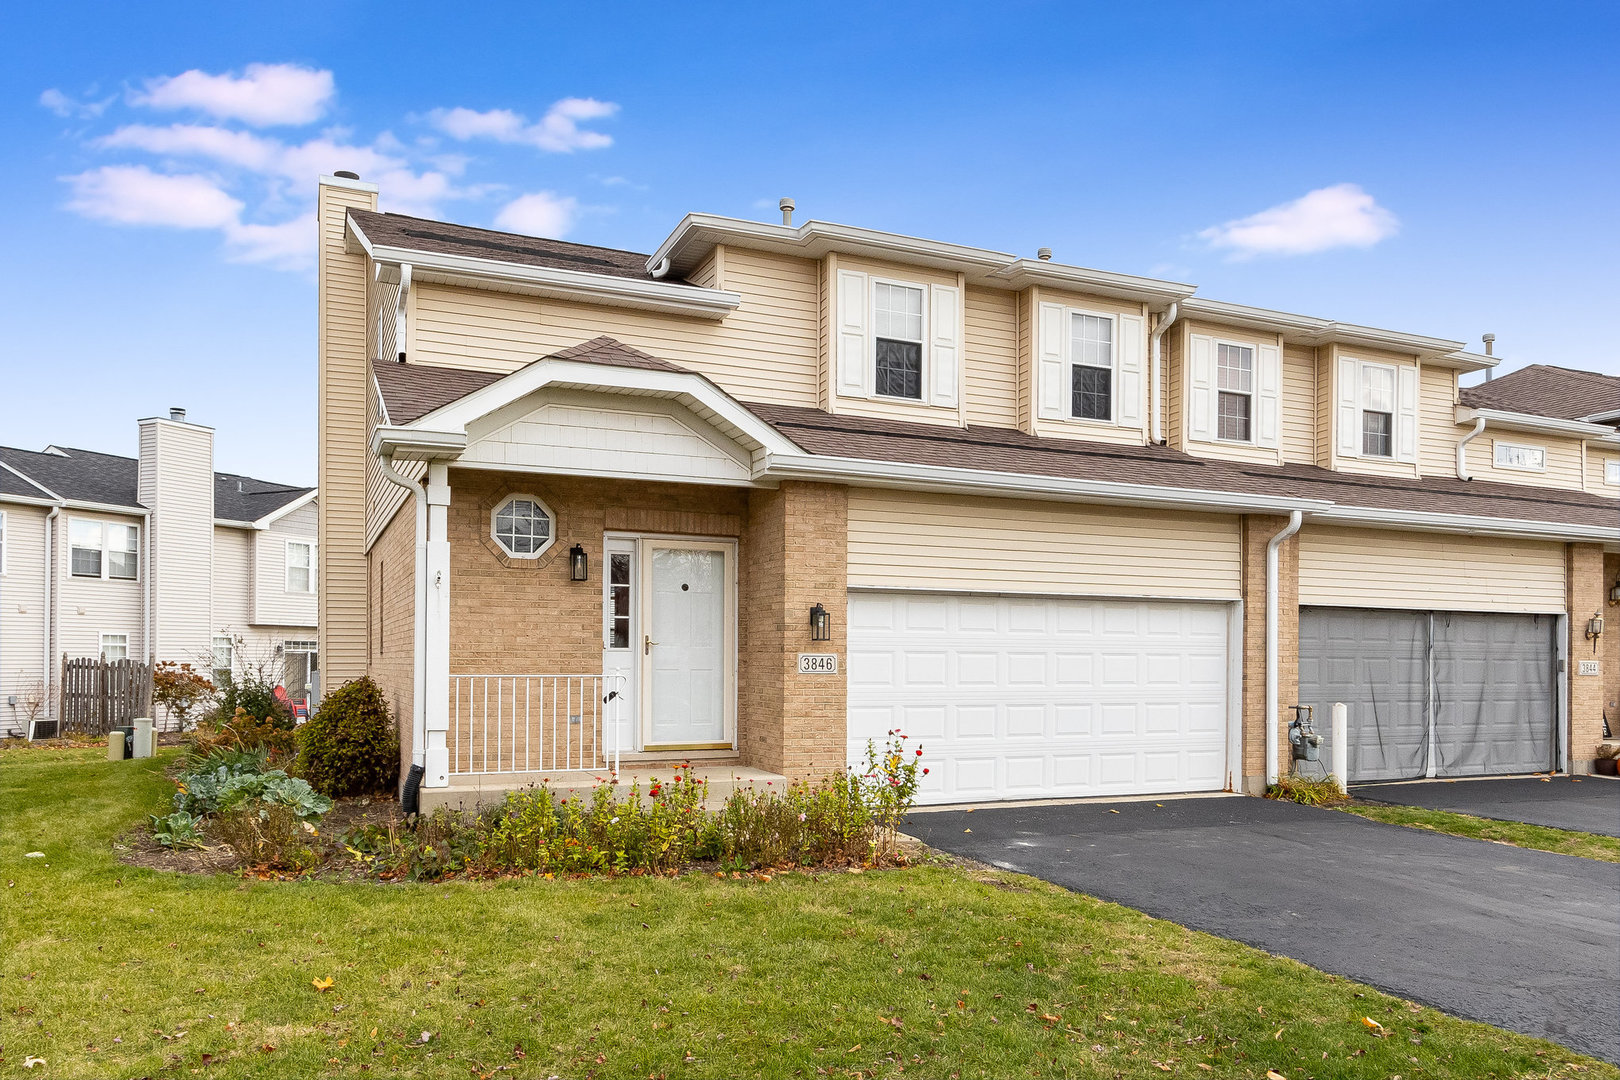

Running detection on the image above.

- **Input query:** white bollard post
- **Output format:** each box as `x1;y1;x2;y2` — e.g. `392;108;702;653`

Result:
1331;703;1348;794
107;731;126;761
132;717;155;759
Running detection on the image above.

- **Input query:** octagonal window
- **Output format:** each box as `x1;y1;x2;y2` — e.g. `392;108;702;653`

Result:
491;495;554;559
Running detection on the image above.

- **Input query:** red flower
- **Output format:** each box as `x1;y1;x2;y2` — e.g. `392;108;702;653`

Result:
922;768;930;775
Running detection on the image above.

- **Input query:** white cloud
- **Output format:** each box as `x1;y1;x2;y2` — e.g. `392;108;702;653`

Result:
225;213;316;270
493;191;578;237
64;165;242;228
1198;183;1398;259
40;88;112;119
430;97;618;152
131;62;334;127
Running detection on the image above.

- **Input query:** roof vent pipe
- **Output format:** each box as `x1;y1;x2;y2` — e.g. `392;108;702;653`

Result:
1037;247;1053;261
170;407;186;422
334;170;360;180
779;197;795;227
1481;333;1495;356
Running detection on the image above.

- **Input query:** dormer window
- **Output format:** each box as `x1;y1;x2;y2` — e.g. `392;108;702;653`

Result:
1216;343;1254;442
1335;356;1414;463
1360;364;1396;457
1070;313;1114;421
873;282;925;400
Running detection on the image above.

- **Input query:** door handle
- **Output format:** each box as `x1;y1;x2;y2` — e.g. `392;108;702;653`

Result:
644;635;658;655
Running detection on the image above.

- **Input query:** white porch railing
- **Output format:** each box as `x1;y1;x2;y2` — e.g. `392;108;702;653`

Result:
449;674;626;777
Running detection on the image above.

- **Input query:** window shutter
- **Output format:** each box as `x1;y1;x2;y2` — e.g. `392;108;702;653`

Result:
1037;303;1066;420
1115;313;1145;429
1396;364;1419;463
1336;357;1360;457
1255;342;1282;449
1188;334;1215;442
836;270;869;397
929;283;960;408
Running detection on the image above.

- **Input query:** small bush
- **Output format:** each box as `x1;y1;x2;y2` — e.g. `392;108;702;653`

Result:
1266;775;1348;806
174;759;331;819
296;677;400;798
214;803;324;870
149;811;206;850
210;673;294;730
152;662;215;731
189;708;297;763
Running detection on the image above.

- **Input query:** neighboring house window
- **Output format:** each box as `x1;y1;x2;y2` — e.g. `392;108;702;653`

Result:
285;540;316;593
491;495;554;559
1607;460;1620;486
1359;364;1396;458
1070;313;1114;421
212;636;234;686
1493;441;1546;471
283;639;319;700
100;633;129;661
1216;343;1254;442
70;519;139;580
872;282;925;400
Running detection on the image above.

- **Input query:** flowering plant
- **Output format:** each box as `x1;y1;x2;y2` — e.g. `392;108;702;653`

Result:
854;731;924;857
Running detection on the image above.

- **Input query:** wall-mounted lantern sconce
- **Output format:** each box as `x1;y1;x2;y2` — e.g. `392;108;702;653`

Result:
1586;612;1605;646
569;544;589;582
1609;579;1620;606
809;603;832;642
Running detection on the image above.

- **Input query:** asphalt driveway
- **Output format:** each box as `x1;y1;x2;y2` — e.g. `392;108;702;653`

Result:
903;796;1620;1063
1352;775;1620;836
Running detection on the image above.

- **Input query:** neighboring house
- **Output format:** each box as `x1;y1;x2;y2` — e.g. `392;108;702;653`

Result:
0;410;318;735
312;173;1620;808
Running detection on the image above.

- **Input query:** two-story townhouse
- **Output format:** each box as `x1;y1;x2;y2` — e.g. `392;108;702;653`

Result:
0;410;319;735
312;174;1618;809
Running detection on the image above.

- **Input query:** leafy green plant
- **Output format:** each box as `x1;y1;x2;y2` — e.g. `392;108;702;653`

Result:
209;672;294;730
213;802;324;870
1266;774;1348;806
149;810;206;850
189;707;297;763
175;759;331;820
295;677;400;797
852;731;925;857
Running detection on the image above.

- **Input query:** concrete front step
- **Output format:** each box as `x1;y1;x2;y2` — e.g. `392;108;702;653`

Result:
418;765;789;813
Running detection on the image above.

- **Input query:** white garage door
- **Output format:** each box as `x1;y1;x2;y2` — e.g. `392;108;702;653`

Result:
847;591;1231;805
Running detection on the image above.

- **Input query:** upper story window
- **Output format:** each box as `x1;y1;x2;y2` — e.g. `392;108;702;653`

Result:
872;282;925;400
491;495;554;559
100;633;129;661
285;539;316;593
1070;314;1114;421
1359;364;1396;457
1493;441;1546;472
1606;460;1620;486
1216;343;1255;442
70;518;139;580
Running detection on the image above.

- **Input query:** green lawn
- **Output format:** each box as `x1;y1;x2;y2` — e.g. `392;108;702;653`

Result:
4;747;1612;1080
1342;802;1620;863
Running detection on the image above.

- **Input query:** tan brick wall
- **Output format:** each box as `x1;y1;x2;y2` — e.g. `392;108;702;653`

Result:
1567;543;1607;770
1239;514;1299;792
739;482;848;781
1606;553;1620;745
367;498;417;782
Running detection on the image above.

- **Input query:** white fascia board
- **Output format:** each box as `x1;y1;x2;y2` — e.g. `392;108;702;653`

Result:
361;243;741;321
250;488;319;529
0;491;62;509
1455;405;1619;441
404;359;804;459
1179;298;1466;359
1431;350;1498;373
1326;323;1464;360
214;518;260;530
372;371;393;426
1580;407;1620;425
63;500;149;517
758;451;1332;516
1314;503;1617;543
370;427;469;462
1179;298;1331;339
985;259;1194;308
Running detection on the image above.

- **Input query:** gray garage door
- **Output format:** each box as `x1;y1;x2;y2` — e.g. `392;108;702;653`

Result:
1298;608;1557;782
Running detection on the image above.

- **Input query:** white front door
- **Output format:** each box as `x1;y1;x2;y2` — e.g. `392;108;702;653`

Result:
601;537;639;756
640;539;736;750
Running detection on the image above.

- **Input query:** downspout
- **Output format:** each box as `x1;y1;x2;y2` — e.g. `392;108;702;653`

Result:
1455;416;1486;480
1149;303;1178;445
140;509;152;666
42;505;60;717
649;258;671;279
375;455;428;769
1265;510;1305;787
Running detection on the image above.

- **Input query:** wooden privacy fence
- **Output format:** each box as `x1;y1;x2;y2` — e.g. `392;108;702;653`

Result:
57;656;153;736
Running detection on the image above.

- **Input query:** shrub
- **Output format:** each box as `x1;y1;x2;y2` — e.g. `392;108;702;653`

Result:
1266;775;1348;806
189;707;297;763
214;803;324;870
296;677;400;798
210;673;294;730
152;661;215;731
149;811;206;850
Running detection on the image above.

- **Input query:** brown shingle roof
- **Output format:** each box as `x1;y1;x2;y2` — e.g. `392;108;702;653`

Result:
1459;364;1620;422
348;209;692;284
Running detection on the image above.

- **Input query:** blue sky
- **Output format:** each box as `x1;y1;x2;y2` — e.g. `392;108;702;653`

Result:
3;1;1615;484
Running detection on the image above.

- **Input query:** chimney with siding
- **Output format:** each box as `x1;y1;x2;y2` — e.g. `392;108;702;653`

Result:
316;172;381;690
137;410;215;665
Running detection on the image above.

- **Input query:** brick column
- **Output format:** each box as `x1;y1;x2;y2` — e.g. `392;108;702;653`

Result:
1567;543;1607;772
1239;515;1300;793
1605;553;1620;749
740;482;848;780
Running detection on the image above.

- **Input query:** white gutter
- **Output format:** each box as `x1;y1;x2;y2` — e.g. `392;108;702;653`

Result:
1455;416;1486;480
1455;405;1619;441
1265;510;1305;787
375;454;428;770
1313;503;1618;544
139;508;152;665
1149;303;1178;445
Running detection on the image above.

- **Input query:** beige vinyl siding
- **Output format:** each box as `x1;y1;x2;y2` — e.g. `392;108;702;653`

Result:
1467;433;1586;491
1298;526;1565;612
1587;448;1619;494
817;253;833;411
365;372;415;549
408;248;821;407
1417;364;1459;477
1164;322;1183;450
1016;287;1034;431
847;489;1242;600
0;504;49;731
138;419;214;663
687;248;719;290
255;502;319;627
963;286;1019;429
57;510;145;662
212;525;253;631
1281;344;1317;464
1315;340;1333;468
317;179;379;688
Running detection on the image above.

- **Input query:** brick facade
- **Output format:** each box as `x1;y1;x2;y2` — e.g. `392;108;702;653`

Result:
1606;553;1620;748
1239;514;1299;792
1567;543;1608;770
366;498;417;783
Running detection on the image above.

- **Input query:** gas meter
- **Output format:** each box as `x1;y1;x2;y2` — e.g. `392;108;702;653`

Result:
1288;705;1321;763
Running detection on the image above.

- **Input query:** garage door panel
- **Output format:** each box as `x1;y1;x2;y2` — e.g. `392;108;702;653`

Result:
849;591;1230;804
1434;612;1554;777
